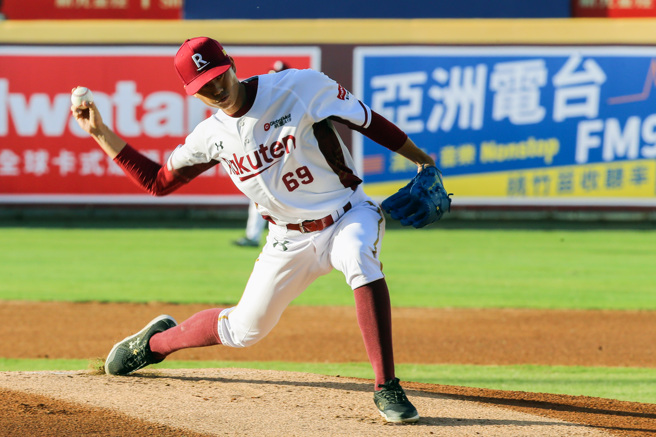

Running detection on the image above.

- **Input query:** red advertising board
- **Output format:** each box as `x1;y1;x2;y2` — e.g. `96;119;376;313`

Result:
0;46;320;204
1;0;182;19
572;0;656;17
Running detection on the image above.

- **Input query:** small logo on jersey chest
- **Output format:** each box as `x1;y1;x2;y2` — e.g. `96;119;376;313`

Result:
214;141;224;151
337;84;350;101
264;114;292;132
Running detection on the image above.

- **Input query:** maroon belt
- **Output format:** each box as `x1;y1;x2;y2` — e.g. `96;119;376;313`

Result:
285;202;352;233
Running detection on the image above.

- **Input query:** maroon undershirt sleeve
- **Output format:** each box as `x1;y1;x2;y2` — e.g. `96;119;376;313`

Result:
114;144;218;196
332;109;408;152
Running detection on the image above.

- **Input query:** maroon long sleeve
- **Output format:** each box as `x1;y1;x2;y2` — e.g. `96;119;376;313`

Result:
333;109;408;152
114;144;217;196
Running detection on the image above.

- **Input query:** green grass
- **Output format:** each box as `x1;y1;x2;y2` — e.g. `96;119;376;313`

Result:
1;358;653;404
381;228;656;309
1;225;654;404
0;227;654;309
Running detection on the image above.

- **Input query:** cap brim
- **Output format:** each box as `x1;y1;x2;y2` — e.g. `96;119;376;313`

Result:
184;64;231;96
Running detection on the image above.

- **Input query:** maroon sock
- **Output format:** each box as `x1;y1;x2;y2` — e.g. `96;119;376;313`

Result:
354;278;395;390
149;308;222;359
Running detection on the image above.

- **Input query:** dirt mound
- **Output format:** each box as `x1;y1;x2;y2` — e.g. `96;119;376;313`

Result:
0;368;626;436
1;301;656;435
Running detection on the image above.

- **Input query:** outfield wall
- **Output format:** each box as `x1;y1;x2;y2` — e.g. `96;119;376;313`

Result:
1;19;656;209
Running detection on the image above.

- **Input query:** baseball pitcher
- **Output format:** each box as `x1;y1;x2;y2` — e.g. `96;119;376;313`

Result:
71;37;451;423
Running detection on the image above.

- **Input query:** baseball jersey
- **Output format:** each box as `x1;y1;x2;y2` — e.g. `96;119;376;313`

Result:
115;69;407;224
170;69;369;224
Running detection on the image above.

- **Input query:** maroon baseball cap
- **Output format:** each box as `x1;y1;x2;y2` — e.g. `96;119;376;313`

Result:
174;37;232;95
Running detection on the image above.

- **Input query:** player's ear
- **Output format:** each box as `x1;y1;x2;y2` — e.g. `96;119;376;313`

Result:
229;56;237;75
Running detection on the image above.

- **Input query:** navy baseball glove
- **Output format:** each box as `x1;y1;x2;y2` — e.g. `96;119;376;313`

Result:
381;166;452;228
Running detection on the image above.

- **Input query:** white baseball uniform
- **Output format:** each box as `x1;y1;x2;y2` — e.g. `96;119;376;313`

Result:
96;38;419;420
116;69;405;348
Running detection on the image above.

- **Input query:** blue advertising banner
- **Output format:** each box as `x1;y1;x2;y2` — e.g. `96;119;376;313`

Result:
184;0;571;19
353;47;656;206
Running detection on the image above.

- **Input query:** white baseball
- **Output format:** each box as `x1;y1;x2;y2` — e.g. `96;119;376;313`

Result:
71;86;94;107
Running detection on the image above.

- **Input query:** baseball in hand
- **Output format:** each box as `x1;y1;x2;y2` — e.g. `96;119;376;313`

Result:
71;86;94;107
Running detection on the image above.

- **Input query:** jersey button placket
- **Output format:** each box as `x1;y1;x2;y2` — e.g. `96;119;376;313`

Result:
237;119;248;149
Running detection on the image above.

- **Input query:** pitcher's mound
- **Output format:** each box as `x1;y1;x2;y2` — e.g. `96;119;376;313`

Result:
0;368;612;436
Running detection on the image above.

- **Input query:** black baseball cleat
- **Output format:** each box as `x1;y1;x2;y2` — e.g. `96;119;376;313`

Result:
104;315;177;376
373;378;420;423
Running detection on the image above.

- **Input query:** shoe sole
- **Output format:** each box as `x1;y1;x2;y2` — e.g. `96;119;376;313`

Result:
105;314;177;376
378;410;420;423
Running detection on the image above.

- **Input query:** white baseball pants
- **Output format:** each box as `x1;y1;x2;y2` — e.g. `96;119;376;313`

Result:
217;195;386;348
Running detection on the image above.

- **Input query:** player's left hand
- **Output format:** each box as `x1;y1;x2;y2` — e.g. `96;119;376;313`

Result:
381;166;452;228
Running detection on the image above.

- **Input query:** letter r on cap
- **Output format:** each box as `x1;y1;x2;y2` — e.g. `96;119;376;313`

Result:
192;53;209;71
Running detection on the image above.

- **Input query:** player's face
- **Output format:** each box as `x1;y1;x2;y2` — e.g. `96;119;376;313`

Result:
194;66;244;115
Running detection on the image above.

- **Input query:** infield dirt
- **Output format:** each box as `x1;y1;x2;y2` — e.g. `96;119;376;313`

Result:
0;301;655;436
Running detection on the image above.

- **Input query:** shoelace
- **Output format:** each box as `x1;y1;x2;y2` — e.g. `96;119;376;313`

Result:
125;340;150;368
377;379;409;404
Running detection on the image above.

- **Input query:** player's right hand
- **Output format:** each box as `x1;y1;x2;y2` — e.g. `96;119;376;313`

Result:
71;100;105;136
